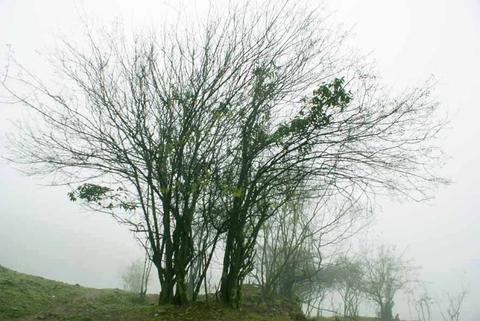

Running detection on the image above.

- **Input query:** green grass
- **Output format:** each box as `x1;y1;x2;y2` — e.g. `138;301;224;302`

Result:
0;265;300;321
0;264;154;320
309;317;379;321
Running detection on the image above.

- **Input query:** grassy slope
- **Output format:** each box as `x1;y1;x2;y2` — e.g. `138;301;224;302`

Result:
0;265;297;321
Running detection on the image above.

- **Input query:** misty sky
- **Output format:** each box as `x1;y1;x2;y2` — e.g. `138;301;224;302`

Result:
1;1;479;320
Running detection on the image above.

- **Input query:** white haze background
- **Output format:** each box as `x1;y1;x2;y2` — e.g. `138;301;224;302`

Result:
0;0;479;320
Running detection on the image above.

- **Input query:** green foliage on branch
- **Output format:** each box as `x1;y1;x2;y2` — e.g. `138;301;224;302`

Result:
68;184;112;202
68;184;136;211
271;78;352;143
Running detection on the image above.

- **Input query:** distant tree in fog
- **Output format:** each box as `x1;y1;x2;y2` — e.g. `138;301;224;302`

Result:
252;195;365;303
439;288;468;321
361;246;413;321
121;257;152;297
414;291;433;321
334;255;365;319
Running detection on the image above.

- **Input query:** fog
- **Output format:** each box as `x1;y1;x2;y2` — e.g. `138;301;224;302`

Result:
0;0;479;320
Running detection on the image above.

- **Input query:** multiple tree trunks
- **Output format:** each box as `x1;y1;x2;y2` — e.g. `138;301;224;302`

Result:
3;0;444;310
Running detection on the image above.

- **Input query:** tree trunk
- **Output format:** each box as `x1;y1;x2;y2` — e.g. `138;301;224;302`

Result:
380;302;394;321
220;226;237;306
172;227;190;305
220;208;245;307
159;198;175;304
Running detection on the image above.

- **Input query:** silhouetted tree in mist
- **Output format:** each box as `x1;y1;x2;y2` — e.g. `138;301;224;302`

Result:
2;0;446;308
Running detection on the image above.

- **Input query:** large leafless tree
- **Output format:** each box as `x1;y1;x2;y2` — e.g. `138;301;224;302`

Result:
361;246;413;321
2;0;445;307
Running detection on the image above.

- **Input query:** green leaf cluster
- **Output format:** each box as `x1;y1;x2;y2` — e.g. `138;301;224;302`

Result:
271;78;352;143
67;184;112;202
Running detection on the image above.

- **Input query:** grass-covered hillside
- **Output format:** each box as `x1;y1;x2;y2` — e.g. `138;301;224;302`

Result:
0;265;303;321
0;265;386;321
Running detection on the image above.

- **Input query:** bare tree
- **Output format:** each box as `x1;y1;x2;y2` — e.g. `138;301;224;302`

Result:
2;0;446;308
361;245;413;321
121;256;152;297
439;288;468;321
335;255;364;320
252;191;367;305
414;292;433;321
4;15;233;305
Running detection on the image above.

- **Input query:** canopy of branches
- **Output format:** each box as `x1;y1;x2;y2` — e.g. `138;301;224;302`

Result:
3;0;445;308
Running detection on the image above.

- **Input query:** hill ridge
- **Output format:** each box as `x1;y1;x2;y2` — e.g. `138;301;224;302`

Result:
0;265;298;321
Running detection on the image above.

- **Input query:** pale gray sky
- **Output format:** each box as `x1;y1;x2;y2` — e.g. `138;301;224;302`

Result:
1;1;479;320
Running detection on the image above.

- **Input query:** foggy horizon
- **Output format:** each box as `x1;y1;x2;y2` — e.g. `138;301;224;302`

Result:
1;1;479;321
